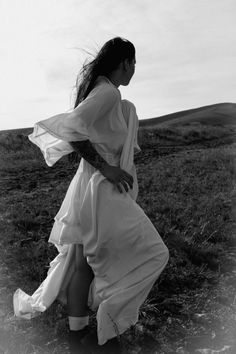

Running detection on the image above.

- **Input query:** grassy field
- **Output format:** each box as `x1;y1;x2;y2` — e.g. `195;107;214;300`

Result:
0;121;236;353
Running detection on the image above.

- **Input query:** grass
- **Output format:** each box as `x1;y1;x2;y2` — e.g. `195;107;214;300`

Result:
0;122;236;353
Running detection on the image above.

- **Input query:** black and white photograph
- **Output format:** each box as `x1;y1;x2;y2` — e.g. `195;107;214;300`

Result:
0;1;235;353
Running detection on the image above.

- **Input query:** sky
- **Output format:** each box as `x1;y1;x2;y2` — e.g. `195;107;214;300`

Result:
0;0;235;130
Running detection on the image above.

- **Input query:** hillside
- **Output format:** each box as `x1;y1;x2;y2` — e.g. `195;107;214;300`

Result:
0;117;236;353
1;102;235;137
139;102;236;128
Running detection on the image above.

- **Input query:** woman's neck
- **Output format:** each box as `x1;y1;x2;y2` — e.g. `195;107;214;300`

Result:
99;75;120;90
106;72;122;88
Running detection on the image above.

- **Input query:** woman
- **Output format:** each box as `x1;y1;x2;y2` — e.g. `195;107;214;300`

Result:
13;37;169;353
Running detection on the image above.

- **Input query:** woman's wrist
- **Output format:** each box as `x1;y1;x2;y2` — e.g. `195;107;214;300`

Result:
99;161;111;175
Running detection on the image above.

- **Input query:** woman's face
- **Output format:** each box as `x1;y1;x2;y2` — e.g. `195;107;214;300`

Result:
122;57;136;85
128;57;136;78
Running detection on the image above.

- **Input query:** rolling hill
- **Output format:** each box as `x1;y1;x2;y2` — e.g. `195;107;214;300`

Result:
1;102;236;136
0;101;236;353
139;102;236;128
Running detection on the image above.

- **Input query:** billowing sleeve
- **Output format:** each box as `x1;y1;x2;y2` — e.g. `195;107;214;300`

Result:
28;84;119;166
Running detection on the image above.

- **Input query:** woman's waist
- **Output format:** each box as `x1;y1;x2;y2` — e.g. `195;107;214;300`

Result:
100;151;121;166
93;144;122;167
77;153;120;176
78;143;134;172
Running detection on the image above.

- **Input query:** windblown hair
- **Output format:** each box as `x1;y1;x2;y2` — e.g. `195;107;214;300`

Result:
73;37;135;108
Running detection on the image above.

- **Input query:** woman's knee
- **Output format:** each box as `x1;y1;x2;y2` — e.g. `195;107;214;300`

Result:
75;245;94;275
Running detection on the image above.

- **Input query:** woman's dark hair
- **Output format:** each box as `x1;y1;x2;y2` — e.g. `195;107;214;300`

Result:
73;37;135;108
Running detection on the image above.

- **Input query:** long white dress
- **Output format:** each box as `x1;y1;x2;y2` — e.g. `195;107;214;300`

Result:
13;76;169;345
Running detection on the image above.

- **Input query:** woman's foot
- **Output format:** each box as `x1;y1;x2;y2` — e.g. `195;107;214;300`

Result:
98;337;122;354
81;333;122;354
68;326;91;353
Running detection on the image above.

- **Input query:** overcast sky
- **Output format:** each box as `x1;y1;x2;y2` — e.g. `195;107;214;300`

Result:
0;0;235;130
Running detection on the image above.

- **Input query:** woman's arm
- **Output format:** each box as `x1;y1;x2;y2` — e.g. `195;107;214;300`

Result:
70;140;109;172
70;140;134;193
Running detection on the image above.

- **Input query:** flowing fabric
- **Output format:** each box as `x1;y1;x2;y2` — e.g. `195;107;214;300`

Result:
13;76;169;345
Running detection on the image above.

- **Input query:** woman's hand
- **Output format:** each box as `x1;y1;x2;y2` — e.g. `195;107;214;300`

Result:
69;140;133;193
101;164;134;193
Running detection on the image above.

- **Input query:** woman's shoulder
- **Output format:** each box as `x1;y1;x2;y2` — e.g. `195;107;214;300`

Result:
93;76;121;99
82;76;120;110
121;99;136;110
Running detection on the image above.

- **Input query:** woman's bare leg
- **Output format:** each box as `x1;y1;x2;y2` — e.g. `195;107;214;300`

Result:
67;244;94;317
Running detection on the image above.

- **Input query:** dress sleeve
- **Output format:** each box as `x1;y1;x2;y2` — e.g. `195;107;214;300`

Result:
28;84;119;166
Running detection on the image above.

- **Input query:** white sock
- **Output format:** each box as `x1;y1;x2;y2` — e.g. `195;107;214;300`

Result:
68;315;89;331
